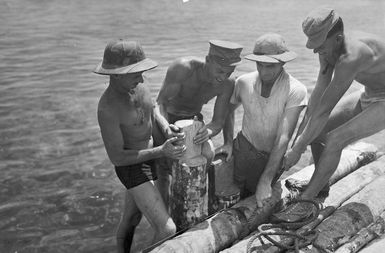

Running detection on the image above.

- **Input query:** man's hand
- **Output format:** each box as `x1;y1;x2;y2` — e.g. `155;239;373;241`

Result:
283;147;302;170
161;137;186;159
194;125;213;145
255;182;272;208
215;143;233;161
165;124;185;144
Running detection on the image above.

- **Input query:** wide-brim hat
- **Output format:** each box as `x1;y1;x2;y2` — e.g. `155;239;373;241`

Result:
245;33;297;63
302;7;340;49
208;40;243;66
94;40;157;75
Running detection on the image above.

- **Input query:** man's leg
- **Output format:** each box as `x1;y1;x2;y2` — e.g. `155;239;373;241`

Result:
303;101;385;199
233;133;269;199
116;191;142;253
129;180;176;244
154;159;172;207
152;120;171;206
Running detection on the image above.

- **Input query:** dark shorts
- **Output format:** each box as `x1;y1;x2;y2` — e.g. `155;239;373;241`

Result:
167;112;204;124
114;160;157;189
233;132;269;197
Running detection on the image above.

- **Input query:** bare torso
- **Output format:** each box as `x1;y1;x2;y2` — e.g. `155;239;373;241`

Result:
99;83;154;150
162;58;230;116
346;31;385;90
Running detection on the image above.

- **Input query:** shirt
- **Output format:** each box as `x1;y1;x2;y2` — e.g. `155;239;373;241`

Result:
230;69;307;152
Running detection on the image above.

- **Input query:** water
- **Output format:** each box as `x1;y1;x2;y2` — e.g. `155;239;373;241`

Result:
1;0;384;252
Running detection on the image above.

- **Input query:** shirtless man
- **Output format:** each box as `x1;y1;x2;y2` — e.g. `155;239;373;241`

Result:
284;7;385;200
156;40;243;158
94;40;185;252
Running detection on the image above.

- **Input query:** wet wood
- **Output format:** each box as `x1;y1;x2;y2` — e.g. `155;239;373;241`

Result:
219;144;381;253
359;234;385;253
335;212;385;253
150;142;378;253
210;155;240;213
170;155;208;230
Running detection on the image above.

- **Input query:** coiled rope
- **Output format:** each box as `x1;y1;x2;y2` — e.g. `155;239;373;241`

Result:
246;199;322;253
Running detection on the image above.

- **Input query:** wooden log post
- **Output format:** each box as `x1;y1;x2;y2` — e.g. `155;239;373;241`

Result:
359;231;385;253
210;154;240;213
150;142;378;253
169;119;208;230
335;211;385;253
301;175;385;253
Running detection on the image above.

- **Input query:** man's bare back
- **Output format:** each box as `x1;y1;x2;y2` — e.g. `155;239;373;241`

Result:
346;31;385;90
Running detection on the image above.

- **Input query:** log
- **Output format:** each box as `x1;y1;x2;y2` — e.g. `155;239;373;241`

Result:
220;155;385;253
359;234;385;253
149;142;378;253
296;175;385;253
170;155;208;230
335;212;385;253
169;119;208;230
211;155;240;212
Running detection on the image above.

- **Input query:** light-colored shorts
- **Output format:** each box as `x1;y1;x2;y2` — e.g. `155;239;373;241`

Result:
360;87;385;110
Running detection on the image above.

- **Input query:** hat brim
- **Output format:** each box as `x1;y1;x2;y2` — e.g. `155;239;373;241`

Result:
220;59;243;67
93;58;158;75
305;12;340;49
245;51;297;63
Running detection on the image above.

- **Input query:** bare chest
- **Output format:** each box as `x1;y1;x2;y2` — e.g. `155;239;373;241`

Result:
179;80;219;104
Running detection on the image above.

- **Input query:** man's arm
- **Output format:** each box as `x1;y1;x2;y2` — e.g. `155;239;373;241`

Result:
98;110;184;167
215;103;238;161
194;79;235;144
286;58;360;168
156;61;187;118
255;105;305;207
294;55;333;141
153;104;185;140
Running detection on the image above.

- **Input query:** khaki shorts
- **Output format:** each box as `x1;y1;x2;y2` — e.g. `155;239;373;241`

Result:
360;87;385;110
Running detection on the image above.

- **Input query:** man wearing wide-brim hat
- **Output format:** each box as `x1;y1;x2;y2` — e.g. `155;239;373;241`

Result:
226;33;307;208
156;40;243;179
284;7;385;201
94;39;186;252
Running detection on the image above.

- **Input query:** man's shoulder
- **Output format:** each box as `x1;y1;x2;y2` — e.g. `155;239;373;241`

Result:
283;73;307;103
168;57;203;75
288;74;306;88
342;31;383;65
236;71;257;86
287;74;307;95
97;94;116;122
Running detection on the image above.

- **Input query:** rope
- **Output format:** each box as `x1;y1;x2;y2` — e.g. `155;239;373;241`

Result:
246;199;322;253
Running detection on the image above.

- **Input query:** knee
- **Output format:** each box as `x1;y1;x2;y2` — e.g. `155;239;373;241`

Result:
323;132;345;152
158;218;176;236
311;133;326;147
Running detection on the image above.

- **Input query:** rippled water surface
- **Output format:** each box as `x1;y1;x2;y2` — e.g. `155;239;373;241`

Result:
1;0;385;252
